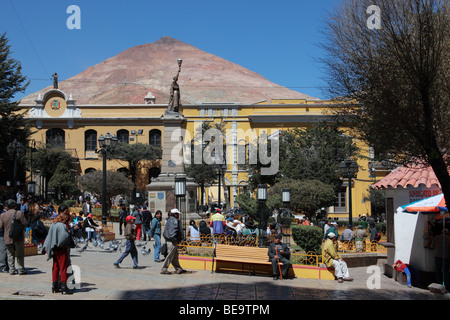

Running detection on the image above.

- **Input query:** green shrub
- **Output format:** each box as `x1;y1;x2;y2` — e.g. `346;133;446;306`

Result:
61;200;77;207
291;225;323;254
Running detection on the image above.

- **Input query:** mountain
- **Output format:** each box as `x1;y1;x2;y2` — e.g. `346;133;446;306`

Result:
19;36;316;105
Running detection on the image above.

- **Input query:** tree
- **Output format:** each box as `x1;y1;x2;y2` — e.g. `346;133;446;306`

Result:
267;179;337;218
112;142;162;200
48;158;79;199
235;192;270;227
78;170;134;199
249;122;358;192
185;122;219;211
0;32;30;185
31;144;77;200
320;0;450;208
279;122;358;192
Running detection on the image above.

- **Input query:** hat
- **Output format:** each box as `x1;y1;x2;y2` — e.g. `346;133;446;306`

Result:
126;215;136;222
226;221;235;229
328;232;336;238
332;221;338;225
170;208;180;214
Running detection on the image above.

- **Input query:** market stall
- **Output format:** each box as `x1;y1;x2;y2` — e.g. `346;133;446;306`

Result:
395;193;449;287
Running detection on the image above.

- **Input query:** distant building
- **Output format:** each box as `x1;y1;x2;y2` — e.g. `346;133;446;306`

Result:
20;88;381;219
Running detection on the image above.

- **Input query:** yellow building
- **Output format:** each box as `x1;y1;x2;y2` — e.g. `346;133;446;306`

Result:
20;88;376;220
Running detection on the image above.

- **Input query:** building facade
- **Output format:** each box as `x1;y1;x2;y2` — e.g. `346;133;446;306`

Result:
20;88;377;219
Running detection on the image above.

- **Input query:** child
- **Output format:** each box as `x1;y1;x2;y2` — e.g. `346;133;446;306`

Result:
113;215;138;269
393;259;412;288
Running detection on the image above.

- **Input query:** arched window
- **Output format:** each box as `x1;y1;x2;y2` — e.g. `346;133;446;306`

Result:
46;128;65;148
149;129;161;147
84;168;97;174
85;130;97;151
117;167;130;178
117;129;129;144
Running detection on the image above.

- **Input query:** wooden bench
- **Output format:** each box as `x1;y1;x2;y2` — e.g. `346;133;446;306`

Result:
213;244;281;276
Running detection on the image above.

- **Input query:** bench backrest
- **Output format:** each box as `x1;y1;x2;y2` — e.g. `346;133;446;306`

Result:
215;244;269;261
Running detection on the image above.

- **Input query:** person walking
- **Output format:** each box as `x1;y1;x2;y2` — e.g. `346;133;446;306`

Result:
0;202;10;273
0;199;28;275
149;210;163;262
132;206;143;241
141;205;152;241
84;214;99;242
81;198;91;215
118;205;128;236
160;208;186;275
43;205;73;294
114;215;139;269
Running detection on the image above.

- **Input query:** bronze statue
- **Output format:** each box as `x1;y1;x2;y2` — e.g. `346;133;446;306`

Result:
52;72;58;89
167;60;182;113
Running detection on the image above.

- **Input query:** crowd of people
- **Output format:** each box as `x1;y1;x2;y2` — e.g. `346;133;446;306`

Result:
0;195;410;293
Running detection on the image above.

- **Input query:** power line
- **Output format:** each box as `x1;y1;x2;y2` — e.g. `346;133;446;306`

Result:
9;0;50;78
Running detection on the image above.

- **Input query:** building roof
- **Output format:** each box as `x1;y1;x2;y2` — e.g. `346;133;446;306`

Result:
372;163;446;190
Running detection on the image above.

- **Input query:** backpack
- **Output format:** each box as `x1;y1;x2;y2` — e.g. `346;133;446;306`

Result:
9;211;25;241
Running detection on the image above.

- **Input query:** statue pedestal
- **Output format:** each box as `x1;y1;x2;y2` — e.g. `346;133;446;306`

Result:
146;111;198;219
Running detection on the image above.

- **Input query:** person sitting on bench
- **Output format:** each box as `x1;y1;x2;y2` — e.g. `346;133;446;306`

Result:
268;234;290;280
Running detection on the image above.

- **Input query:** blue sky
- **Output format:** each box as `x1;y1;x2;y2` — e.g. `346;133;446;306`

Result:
1;0;340;101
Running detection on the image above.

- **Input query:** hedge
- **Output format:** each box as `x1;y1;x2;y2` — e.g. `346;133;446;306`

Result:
291;225;323;254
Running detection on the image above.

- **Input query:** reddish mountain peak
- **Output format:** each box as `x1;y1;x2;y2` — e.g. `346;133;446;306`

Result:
20;37;315;105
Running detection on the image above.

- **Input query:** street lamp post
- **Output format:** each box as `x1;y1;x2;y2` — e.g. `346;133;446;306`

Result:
98;132;118;226
7;139;25;196
214;163;227;210
257;184;268;247
339;158;359;224
282;188;291;207
174;175;186;238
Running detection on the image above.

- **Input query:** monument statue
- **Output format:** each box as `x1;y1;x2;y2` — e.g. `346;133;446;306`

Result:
167;59;182;113
52;72;59;89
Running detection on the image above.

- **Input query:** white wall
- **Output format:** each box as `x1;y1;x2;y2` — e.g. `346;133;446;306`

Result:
389;185;440;272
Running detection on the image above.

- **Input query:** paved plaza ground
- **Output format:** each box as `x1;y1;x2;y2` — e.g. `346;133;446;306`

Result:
1;223;449;318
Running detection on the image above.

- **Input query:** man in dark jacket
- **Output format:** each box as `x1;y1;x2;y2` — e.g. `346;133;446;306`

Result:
161;208;186;275
0;199;28;275
268;234;290;280
141;205;152;241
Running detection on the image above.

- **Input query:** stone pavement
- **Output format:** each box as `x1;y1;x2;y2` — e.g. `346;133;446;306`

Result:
1;236;449;303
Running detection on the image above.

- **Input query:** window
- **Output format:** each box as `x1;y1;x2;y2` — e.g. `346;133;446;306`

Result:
149;129;161;147
117;129;129;144
117;167;130;178
85;130;97;151
84;168;96;174
46;128;65;148
334;187;347;213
